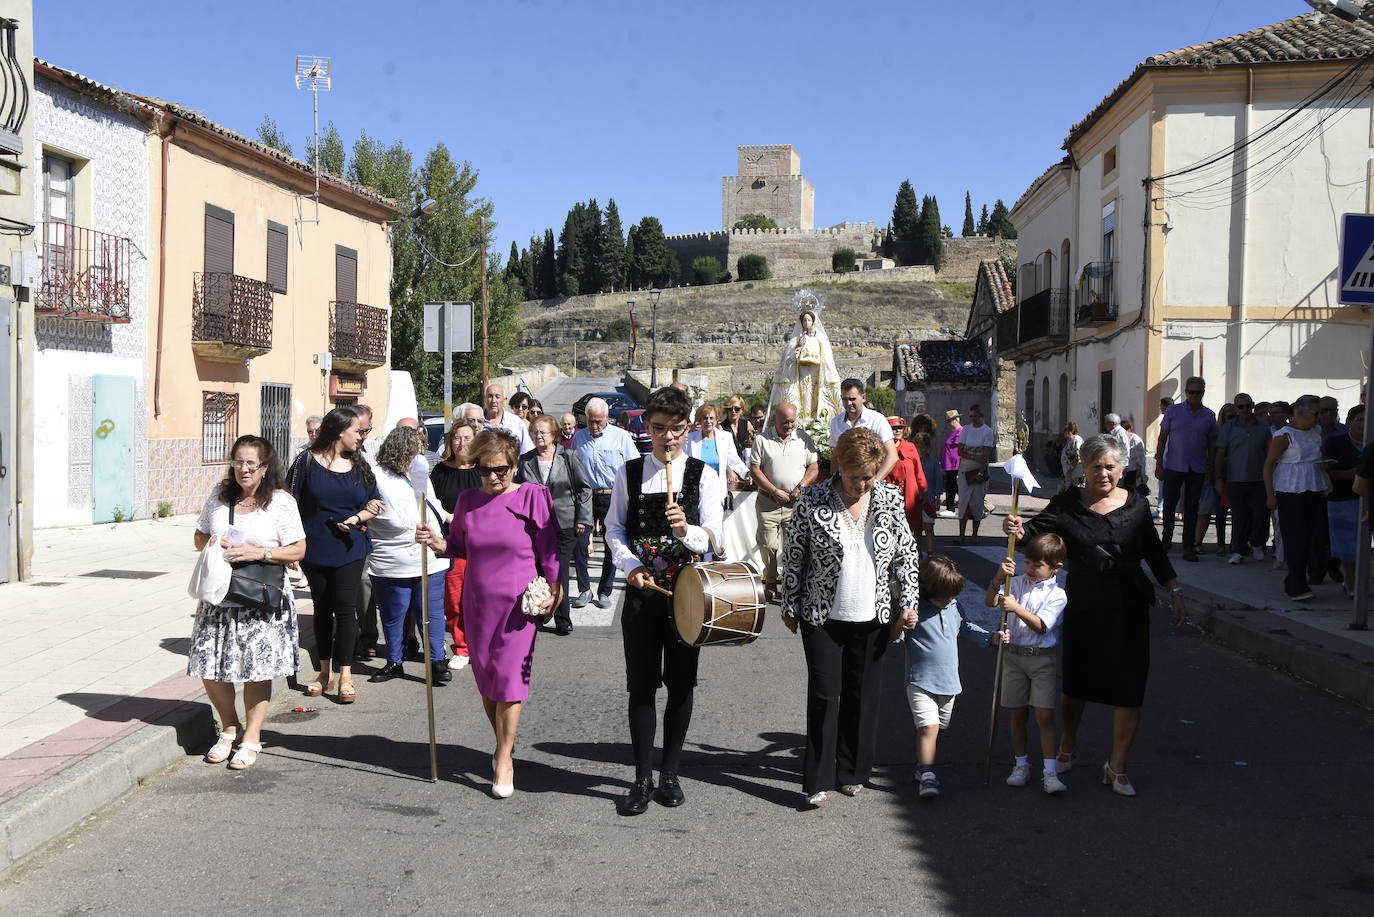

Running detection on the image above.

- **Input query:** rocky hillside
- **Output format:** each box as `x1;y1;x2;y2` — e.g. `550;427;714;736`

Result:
513;278;976;374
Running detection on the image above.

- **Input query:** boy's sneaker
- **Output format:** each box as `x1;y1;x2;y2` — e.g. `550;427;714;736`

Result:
1227;553;1243;565
917;771;940;798
1005;763;1031;787
1042;772;1068;795
1251;546;1266;562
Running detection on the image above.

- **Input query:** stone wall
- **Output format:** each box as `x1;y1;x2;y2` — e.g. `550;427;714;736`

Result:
666;223;879;281
722;174;814;231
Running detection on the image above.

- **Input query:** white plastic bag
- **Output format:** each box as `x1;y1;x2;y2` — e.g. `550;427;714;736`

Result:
187;536;231;605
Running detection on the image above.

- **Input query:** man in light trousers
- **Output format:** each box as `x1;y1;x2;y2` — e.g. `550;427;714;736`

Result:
749;402;818;602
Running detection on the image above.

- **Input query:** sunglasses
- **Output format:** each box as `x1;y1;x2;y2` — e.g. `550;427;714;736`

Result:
727;406;743;412
357;426;373;435
478;464;512;477
1185;390;1203;396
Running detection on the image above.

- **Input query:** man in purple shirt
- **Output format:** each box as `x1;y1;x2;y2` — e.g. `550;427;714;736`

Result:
940;410;962;516
1154;376;1216;561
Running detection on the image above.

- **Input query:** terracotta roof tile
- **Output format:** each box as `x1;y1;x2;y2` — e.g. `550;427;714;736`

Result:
977;259;1016;314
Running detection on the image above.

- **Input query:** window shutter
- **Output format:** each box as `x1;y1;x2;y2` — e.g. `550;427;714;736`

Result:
335;245;358;303
204;205;234;275
266;221;288;294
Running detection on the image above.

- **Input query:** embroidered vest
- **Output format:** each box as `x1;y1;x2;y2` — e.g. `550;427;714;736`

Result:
625;456;705;588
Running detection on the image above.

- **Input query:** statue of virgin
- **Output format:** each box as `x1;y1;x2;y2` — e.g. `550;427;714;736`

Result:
768;289;843;423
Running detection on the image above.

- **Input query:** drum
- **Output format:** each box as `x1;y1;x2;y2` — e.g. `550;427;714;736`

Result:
672;561;766;647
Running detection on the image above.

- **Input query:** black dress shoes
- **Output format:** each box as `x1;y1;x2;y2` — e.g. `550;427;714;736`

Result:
369;662;403;683
619;776;656;816
431;661;452;684
654;772;685;807
554;624;573;636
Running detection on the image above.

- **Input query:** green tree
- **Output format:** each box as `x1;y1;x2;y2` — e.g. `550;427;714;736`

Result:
597;199;627;292
256;115;293;156
538;228;557;298
891;180;920;241
581;199;603;292
832;248;857;273
977;204;989;235
690;256;722;286
504;241;523;295
865;385;896;416
606;317;631;341
557;203;587;296
737;253;771;281
304;120;346;176
630;216;676;288
988;199;1016;239
918;195;944;270
732;212;779;230
961;191;975;237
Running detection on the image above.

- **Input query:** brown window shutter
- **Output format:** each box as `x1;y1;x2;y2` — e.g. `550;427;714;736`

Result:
335;246;358;302
204;205;234;275
266;221;288;293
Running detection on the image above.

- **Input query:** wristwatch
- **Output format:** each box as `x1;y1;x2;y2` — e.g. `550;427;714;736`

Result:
263;548;274;564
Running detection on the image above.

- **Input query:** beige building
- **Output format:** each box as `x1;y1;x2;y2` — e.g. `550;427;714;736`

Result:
1004;10;1374;463
722;144;815;231
130;95;399;513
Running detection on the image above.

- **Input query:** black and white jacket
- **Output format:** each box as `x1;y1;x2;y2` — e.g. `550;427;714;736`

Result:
781;478;920;627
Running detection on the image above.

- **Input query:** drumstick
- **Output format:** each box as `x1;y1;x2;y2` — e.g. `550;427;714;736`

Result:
645;580;674;598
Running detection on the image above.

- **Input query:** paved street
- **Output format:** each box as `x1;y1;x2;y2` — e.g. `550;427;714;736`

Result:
3;538;1373;916
536;373;628;416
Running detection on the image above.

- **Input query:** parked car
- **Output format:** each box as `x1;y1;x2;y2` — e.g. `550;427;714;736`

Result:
618;409;653;455
572;391;639;427
421;412;447;454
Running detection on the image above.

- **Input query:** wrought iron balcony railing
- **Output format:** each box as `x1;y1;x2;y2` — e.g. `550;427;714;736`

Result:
192;272;274;361
35;222;133;322
996;288;1069;358
1076;262;1117;326
329;301;388;370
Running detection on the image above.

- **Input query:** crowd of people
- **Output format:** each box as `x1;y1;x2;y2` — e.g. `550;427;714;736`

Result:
203;372;1362;807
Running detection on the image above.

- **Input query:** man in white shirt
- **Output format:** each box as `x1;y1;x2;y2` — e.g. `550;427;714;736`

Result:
482;383;534;454
606;386;723;816
956;404;996;541
1104;413;1134;488
750;401;819;600
571;398;642;608
829;378;897;479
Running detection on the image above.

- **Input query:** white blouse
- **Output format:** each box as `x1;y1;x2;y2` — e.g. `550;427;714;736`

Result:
828;494;877;623
1272;425;1327;494
368;468;450;578
196;486;305;549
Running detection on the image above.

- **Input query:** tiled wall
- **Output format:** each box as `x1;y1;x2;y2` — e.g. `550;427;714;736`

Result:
148;439;226;517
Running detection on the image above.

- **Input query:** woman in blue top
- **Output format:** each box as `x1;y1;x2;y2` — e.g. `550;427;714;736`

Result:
293;405;382;704
684;403;749;503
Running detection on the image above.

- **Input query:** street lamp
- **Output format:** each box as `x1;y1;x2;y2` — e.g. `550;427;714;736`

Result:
626;298;636;374
648;288;662;388
1304;0;1373;22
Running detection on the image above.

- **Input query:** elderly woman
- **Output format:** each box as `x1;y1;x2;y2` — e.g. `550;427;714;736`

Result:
685;403;750;498
1004;435;1185;796
192;435;306;770
431;419;482;670
518;413;592;635
1264;394;1329;601
719;395;749;454
782;428;921;806
367;426;451;684
418;429;561;797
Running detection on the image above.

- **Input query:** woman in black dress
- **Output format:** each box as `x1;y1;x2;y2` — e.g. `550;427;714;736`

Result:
1003;434;1186;796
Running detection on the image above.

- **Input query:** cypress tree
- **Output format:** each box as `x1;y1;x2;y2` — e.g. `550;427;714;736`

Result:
919;195;944;270
961;191;975;237
598;199;627;292
626;224;642;289
988;199;1016;239
539;228;557;298
632;217;675;288
557;203;587;296
581;198;603;292
977;204;989;235
891;179;920;241
504;240;522;294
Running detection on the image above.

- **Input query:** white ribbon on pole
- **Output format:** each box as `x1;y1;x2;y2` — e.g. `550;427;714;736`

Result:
1003;453;1040;494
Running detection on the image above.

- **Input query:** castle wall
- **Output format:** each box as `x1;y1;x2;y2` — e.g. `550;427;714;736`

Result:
722;174;815;231
667;223;878;280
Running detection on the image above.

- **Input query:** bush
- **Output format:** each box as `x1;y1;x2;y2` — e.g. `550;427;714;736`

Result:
733;212;778;231
865;385;896;417
832;248;857;273
737;253;771;281
606;317;631;341
690;256;723;286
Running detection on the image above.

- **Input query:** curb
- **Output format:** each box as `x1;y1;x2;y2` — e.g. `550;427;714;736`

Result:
0;678;289;877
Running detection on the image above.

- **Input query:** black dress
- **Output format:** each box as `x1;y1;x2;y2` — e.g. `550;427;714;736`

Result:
1023;488;1176;707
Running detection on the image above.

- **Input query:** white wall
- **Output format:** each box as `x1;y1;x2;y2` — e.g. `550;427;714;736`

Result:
1162;102;1242;308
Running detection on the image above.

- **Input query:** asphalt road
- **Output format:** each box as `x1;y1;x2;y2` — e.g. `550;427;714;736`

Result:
4;541;1374;916
535;375;627;417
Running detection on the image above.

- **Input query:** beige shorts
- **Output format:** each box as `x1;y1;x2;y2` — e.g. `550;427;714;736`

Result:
999;650;1059;709
907;685;956;729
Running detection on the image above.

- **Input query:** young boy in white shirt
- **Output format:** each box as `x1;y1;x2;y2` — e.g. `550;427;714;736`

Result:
986;533;1069;795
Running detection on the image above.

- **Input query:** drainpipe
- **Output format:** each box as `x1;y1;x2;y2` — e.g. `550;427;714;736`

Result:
1234;67;1253;395
153;118;172;417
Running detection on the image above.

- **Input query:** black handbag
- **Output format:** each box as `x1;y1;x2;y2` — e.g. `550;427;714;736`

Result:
224;504;286;615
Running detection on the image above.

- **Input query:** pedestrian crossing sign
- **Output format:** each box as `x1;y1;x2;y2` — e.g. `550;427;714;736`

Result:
1339;213;1374;305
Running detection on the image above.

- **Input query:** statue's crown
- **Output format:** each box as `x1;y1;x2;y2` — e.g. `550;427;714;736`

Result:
792;289;824;316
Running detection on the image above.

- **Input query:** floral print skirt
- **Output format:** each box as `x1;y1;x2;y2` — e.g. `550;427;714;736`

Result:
187;599;299;684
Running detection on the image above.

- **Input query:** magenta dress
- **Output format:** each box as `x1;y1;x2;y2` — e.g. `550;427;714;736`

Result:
446;483;561;702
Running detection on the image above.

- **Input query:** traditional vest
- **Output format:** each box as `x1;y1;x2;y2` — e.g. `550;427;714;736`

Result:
624;455;705;588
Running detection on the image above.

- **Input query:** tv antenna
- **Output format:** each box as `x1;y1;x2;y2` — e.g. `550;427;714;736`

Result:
294;55;332;226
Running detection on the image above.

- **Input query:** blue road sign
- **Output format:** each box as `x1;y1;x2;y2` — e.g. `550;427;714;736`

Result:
1339;213;1374;306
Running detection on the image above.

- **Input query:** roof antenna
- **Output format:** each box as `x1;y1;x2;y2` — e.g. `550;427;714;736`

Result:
294;55;332;228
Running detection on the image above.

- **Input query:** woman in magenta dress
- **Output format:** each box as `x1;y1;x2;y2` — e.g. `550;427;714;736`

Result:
419;428;561;797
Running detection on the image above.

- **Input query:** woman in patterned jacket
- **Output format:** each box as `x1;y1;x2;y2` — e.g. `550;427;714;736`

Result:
781;427;921;806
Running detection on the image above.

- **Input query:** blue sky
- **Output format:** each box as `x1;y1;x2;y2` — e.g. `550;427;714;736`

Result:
38;0;1313;255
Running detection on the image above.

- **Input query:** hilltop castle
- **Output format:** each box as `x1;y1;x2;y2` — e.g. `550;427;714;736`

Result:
722;144;814;231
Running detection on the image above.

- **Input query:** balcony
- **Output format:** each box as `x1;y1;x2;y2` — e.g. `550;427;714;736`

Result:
329;301;388;372
996;288;1070;359
192;272;274;363
34;222;133;322
1075;262;1117;326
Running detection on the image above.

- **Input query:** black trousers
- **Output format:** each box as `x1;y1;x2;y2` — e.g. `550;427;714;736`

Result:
356;572;379;656
553;528;576;629
1229;481;1268;553
575;492;617;597
622;586;700;781
1276;491;1321;596
943;470;958;511
301;558;365;666
1162;470;1204;550
799;618;888;795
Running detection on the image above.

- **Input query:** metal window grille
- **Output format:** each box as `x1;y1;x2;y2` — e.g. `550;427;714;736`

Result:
260;383;292;463
202;392;239;463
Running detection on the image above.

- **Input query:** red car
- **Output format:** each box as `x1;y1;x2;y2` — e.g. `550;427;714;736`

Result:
619;409;653;455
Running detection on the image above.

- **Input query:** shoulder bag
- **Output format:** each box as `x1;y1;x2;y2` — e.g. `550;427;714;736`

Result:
223;503;287;615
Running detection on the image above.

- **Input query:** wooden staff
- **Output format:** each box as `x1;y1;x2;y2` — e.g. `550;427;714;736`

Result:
984;472;1022;787
418;496;439;783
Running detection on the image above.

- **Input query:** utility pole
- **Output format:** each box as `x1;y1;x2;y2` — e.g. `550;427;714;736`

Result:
480;217;490;394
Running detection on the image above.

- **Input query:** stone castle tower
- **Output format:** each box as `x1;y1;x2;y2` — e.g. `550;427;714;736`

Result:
722;144;815;231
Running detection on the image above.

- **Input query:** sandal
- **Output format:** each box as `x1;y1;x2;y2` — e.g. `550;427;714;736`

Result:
227;742;262;770
304;675;335;697
338;678;357;704
205;730;238;764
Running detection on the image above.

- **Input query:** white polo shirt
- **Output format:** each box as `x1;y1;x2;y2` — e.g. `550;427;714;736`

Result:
1004;573;1066;648
829;407;895;448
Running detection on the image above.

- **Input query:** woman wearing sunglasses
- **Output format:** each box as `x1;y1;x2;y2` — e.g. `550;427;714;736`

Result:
418;428;561;797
